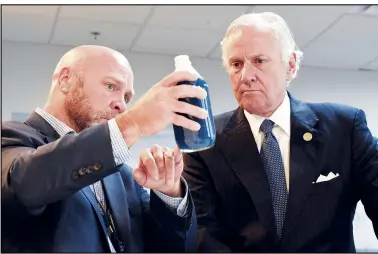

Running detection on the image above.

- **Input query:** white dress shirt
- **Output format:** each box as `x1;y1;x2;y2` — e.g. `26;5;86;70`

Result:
243;92;291;191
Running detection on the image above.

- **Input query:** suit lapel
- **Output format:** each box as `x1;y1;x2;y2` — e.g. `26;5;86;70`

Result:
281;96;328;241
81;186;109;237
102;168;132;245
217;108;278;243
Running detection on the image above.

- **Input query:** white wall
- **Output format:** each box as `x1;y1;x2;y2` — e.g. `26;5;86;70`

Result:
2;41;378;251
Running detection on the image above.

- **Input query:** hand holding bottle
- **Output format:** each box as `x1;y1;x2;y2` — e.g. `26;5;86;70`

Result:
115;70;209;147
172;55;217;152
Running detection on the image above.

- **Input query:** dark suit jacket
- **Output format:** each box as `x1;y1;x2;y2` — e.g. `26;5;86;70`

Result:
1;112;197;252
183;94;378;252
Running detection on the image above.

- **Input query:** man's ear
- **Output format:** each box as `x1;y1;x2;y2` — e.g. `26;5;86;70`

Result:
286;52;297;81
58;67;71;93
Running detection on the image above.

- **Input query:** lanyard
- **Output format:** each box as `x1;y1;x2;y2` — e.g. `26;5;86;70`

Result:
92;182;125;252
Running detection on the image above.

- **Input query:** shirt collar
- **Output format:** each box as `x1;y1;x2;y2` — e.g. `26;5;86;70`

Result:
34;107;75;137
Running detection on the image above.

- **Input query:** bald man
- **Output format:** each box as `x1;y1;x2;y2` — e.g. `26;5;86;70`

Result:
1;45;206;252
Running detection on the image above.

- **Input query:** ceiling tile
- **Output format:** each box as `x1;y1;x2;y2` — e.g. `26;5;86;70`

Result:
363;57;378;71
2;13;55;43
132;26;223;57
248;5;363;48
363;5;378;17
1;5;59;17
210;5;367;61
51;18;141;51
59;5;153;24
301;14;378;70
208;44;222;59
147;5;251;31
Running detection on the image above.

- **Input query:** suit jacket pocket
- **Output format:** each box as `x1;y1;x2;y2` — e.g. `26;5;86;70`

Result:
308;176;343;195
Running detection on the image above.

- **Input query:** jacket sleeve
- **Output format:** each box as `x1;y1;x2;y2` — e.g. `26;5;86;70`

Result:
118;165;197;252
182;152;232;252
351;109;378;237
1;121;118;215
142;187;197;252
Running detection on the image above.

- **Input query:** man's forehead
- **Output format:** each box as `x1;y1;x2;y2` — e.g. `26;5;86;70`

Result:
104;71;134;85
224;28;279;57
86;54;132;72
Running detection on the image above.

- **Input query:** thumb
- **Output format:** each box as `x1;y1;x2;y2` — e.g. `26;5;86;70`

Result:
133;168;147;186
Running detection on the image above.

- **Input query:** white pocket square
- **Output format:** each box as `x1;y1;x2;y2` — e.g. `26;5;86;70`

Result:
313;172;339;184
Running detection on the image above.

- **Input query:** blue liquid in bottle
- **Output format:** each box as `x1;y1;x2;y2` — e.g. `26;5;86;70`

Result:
173;55;216;152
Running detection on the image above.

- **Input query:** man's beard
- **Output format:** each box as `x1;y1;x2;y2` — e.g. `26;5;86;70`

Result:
64;78;115;132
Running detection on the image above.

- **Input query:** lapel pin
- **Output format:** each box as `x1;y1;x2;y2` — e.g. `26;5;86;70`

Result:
303;132;312;141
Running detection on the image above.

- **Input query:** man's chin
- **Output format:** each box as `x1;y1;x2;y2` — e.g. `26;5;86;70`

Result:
241;100;271;117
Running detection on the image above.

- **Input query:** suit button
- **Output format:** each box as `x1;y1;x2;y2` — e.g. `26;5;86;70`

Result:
93;163;102;171
85;167;93;174
78;168;86;176
72;170;79;179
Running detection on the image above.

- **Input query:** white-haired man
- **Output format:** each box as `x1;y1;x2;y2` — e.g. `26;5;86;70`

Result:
183;12;378;252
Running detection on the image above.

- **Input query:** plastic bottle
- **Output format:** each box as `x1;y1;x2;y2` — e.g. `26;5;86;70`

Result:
173;55;216;152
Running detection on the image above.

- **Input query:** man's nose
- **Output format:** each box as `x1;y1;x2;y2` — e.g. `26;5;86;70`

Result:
110;100;126;114
241;63;257;83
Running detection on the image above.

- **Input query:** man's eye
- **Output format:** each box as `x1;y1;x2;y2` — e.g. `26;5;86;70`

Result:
256;58;265;64
231;62;242;68
107;84;115;90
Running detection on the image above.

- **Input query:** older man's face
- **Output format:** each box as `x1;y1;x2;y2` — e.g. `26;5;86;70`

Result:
223;26;296;117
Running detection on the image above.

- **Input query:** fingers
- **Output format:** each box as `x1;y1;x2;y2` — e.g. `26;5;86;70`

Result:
173;114;201;131
133;168;147;186
170;99;208;119
173;146;183;180
169;84;207;100
173;146;182;165
151;144;164;180
135;146;181;189
159;71;198;87
163;147;175;187
139;148;159;181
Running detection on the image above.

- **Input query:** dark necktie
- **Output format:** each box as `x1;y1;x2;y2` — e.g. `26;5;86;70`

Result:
260;119;288;238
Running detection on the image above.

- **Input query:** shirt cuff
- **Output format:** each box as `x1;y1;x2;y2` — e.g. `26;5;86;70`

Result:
152;177;190;217
108;118;132;166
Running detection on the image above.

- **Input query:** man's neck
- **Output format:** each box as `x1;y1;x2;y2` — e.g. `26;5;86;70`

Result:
42;104;80;133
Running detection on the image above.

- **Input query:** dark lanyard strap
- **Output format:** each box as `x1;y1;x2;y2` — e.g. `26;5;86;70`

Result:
93;182;124;252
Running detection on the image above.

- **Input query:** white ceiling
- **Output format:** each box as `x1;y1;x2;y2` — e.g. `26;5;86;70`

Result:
2;4;378;71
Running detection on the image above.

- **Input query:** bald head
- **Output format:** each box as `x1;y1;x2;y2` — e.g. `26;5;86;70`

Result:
52;45;132;84
45;45;135;132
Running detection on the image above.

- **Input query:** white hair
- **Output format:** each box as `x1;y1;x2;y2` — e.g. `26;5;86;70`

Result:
220;12;304;81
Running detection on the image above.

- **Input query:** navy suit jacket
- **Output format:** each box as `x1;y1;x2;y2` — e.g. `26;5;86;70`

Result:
1;112;197;252
183;94;378;252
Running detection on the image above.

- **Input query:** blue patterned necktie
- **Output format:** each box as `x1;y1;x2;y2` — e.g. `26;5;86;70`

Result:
260;119;288;238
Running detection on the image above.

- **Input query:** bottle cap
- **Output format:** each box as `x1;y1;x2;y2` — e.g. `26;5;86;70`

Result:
174;55;192;71
174;55;201;77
